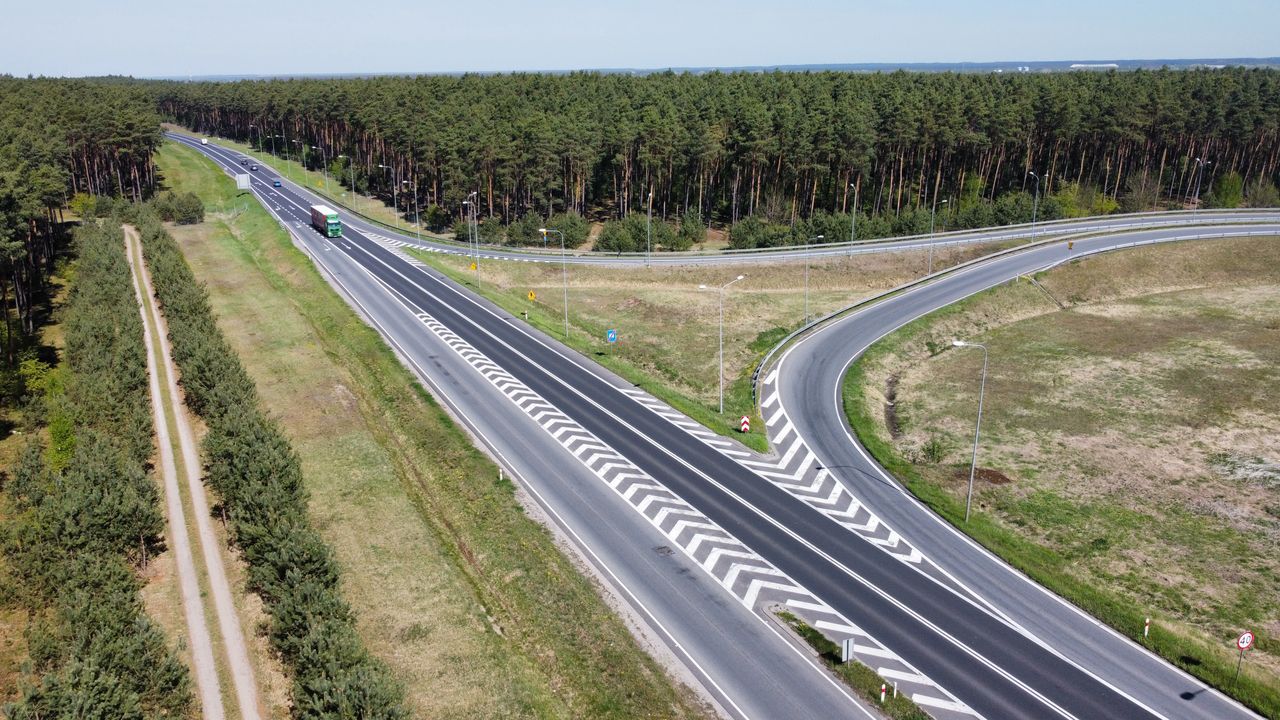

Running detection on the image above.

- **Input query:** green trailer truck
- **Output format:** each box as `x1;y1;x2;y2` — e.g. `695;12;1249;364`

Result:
309;204;342;238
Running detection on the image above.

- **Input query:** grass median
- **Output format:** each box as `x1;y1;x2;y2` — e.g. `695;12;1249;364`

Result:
843;236;1280;716
155;139;712;718
410;240;1019;454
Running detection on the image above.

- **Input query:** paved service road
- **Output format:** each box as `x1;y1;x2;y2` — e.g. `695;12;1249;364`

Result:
769;228;1278;720
172;133;1273;719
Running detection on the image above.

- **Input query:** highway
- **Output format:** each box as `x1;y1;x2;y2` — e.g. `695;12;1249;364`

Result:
169;133;1274;719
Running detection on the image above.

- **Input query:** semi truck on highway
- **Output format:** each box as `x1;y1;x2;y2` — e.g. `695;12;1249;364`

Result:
310;205;342;238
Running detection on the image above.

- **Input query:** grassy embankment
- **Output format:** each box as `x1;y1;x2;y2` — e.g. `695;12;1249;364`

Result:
410;240;1018;453
844;236;1280;716
156;138;712;718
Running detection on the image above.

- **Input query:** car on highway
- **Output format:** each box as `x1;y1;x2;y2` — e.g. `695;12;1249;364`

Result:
240;159;248;165
273;179;281;187
250;164;258;171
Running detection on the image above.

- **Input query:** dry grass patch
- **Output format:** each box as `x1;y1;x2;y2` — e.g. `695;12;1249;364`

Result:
850;236;1280;710
415;238;1012;449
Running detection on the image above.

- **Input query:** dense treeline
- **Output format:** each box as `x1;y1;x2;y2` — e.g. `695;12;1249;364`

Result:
0;76;161;371
154;68;1280;248
135;212;406;718
2;221;190;718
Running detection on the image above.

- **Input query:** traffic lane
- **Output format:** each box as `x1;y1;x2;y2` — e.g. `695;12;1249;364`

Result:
780;228;1280;719
297;224;868;720
325;230;1157;720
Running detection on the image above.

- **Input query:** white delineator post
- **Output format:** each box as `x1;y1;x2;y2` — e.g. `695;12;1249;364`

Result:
1144;618;1150;638
880;683;886;704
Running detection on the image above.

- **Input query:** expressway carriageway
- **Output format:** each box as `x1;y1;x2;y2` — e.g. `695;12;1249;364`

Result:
766;224;1279;720
171;133;1274;719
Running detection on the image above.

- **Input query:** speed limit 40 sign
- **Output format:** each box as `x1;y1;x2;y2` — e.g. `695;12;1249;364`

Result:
1237;631;1255;651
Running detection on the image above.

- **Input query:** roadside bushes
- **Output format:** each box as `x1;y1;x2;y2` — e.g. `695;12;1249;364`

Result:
2;221;191;718
135;213;406;718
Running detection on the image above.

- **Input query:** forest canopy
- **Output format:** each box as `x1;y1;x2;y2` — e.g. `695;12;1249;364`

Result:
153;68;1280;244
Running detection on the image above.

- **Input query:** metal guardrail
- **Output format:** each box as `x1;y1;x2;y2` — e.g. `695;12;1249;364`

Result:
747;226;1280;405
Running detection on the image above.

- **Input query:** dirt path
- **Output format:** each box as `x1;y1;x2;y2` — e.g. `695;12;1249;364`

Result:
126;226;262;720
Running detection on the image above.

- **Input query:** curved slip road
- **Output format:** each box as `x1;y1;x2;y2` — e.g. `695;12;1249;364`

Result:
768;226;1278;720
173;132;1270;719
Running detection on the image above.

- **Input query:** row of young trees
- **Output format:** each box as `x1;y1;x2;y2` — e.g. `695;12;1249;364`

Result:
134;212;406;718
3;220;190;718
0;77;162;371
152;68;1280;246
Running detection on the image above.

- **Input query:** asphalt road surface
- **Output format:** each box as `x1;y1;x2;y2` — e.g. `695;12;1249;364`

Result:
171;133;1274;719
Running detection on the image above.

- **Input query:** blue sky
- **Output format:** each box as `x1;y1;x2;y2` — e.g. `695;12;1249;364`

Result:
4;0;1276;77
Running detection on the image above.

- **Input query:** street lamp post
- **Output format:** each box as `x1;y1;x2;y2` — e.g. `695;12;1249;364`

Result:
928;198;948;274
1028;171;1041;239
540;228;569;340
1192;158;1211;213
293;139;304;180
464;192;480;287
952;339;989;523
311;145;330;195
379;164;398;228
699;275;746;415
849;181;858;245
404;179;420;241
804;235;824;325
337;154;350;202
646;190;653;268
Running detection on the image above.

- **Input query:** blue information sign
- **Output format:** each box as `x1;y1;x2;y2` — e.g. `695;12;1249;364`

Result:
606;329;617;343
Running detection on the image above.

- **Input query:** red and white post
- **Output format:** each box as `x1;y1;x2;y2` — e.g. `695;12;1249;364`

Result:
740;415;751;433
879;683;886;704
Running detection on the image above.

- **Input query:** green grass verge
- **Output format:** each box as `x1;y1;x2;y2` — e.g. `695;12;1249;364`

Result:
841;288;1280;719
156;139;711;719
776;611;929;720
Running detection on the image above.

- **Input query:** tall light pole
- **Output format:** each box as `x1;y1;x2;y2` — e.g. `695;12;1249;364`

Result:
1192;158;1211;213
1028;171;1041;239
464;191;479;287
337;154;351;202
311;145;330;195
849;181;858;245
804;235;824;325
928;198;948;274
248;123;260;152
291;139;303;180
952;339;989;523
379;164;398;228
404;179;420;242
646;190;653;268
540;228;569;340
699;275;746;415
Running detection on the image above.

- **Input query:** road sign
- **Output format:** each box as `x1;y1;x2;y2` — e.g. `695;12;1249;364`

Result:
527;290;537;302
1068;241;1075;250
470;262;477;271
1238;631;1255;651
740;416;750;433
606;329;617;344
235;173;251;191
841;638;853;663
